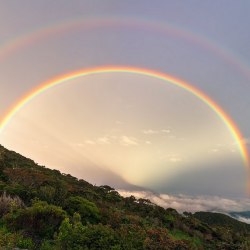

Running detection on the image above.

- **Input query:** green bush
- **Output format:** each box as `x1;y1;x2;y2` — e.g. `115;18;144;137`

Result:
64;196;100;224
57;213;120;250
40;240;57;250
4;200;66;239
0;226;34;249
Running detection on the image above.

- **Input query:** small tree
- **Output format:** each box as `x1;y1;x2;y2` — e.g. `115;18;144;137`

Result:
57;213;120;250
64;196;100;224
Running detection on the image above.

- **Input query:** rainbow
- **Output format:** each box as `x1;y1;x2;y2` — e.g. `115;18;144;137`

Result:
0;16;250;82
0;66;249;184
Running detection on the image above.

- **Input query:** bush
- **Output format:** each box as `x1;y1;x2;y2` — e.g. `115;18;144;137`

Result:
40;240;57;250
4;200;67;239
64;196;100;224
57;213;120;250
0;191;24;217
0;226;34;249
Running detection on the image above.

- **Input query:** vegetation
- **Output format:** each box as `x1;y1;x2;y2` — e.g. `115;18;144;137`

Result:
194;211;250;232
0;144;250;249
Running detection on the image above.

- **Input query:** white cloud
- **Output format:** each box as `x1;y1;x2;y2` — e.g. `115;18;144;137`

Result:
236;216;250;224
169;157;182;162
97;137;110;145
241;138;250;145
162;129;171;133
120;136;138;146
231;137;250;147
142;129;171;135
118;190;250;213
142;129;159;135
83;136;110;146
84;140;96;145
211;148;219;153
164;154;183;163
206;139;250;154
83;135;139;146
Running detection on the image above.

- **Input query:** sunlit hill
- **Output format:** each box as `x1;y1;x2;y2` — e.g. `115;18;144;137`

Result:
0;144;250;249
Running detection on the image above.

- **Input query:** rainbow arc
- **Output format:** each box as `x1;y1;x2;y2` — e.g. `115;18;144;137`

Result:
0;66;249;189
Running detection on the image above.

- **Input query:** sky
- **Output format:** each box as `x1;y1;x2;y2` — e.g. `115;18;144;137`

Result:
0;1;250;212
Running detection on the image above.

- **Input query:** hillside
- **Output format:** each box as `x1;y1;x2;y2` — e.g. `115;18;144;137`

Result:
0;144;250;249
230;211;250;220
194;212;250;232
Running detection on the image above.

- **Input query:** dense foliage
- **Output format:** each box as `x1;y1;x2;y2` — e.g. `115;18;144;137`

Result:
0;144;250;249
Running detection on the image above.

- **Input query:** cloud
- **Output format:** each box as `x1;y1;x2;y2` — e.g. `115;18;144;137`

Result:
81;135;140;147
120;136;138;146
162;129;171;133
163;154;183;163
84;140;96;145
211;148;219;153
241;138;250;145
97;137;110;145
84;137;110;146
236;216;250;224
231;137;250;147
142;129;171;135
142;129;159;135
118;190;250;213
169;157;182;162
208;141;244;154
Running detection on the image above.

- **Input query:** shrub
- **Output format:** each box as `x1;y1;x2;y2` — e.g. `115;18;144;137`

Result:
0;191;24;217
40;240;57;250
57;213;120;250
4;200;67;239
64;196;100;224
0;226;34;249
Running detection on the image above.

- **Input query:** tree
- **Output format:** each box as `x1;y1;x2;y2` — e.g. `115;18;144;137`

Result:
64;196;100;224
57;213;120;250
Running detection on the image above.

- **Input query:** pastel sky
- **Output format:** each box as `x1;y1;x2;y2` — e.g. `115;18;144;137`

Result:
0;1;250;204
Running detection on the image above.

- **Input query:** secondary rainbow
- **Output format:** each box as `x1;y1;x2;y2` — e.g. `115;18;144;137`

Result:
1;16;250;81
0;66;249;173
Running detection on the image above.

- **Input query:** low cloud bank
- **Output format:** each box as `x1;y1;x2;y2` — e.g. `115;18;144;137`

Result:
118;190;250;213
236;216;250;224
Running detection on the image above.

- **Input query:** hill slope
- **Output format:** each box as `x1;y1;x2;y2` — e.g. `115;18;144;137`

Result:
194;211;250;232
0;144;250;249
230;211;250;223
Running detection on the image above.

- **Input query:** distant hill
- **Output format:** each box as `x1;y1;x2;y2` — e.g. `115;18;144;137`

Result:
194;211;250;232
230;211;250;219
0;144;250;249
228;211;250;224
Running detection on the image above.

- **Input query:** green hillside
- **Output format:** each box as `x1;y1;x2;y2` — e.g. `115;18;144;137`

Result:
0;144;249;249
194;211;250;232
